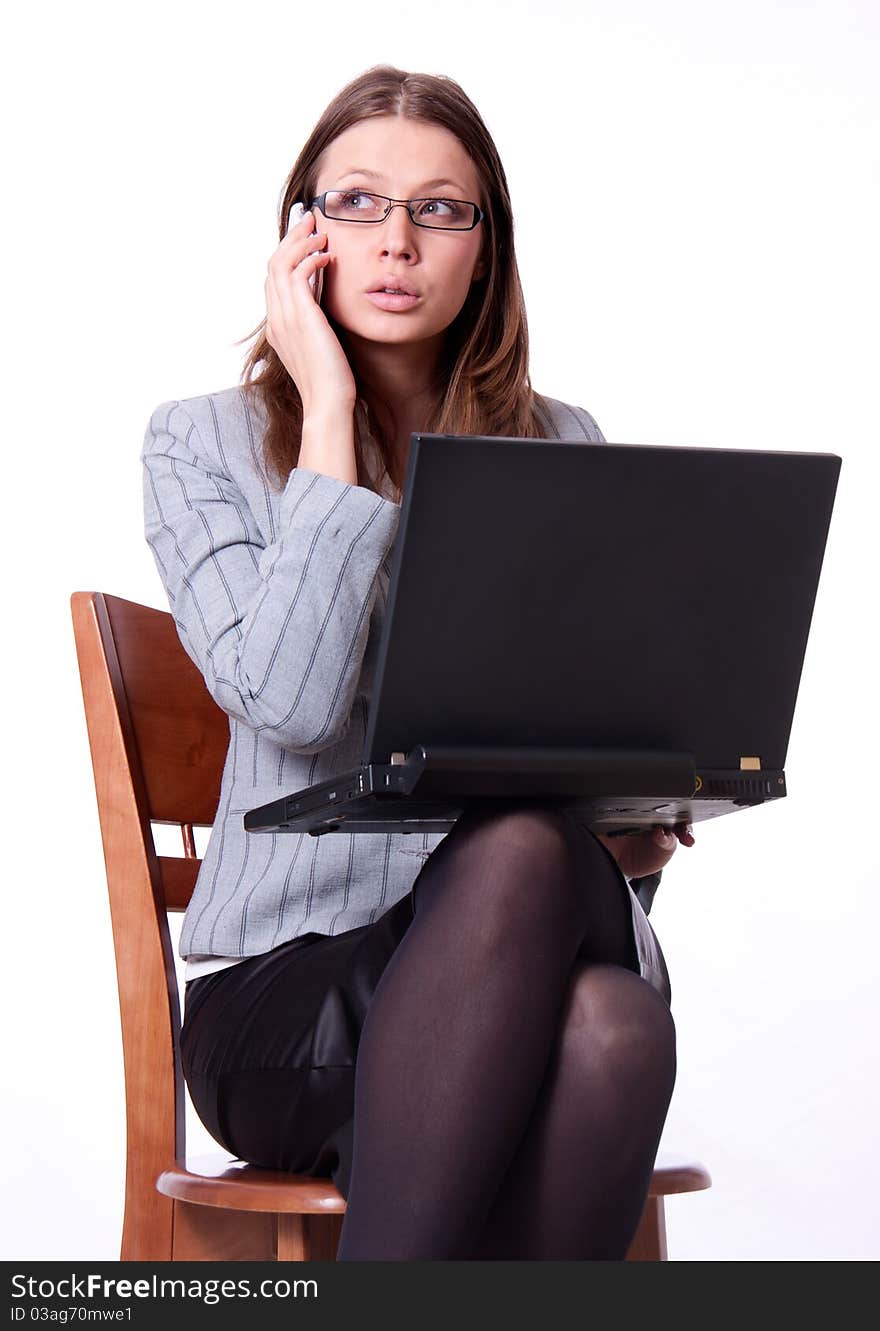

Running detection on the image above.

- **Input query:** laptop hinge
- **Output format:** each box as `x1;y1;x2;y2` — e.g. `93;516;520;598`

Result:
386;745;697;800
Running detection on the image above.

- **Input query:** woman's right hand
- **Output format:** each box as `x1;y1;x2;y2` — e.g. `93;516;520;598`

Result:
264;209;357;415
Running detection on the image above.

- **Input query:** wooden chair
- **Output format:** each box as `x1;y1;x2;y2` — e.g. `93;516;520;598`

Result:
71;589;711;1262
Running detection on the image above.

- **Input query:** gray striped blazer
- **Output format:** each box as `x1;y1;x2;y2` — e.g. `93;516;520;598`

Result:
142;386;669;998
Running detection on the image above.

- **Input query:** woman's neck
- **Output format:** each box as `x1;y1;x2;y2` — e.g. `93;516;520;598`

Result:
342;329;446;431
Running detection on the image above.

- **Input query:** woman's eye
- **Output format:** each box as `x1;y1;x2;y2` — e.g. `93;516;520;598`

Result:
334;191;378;211
415;196;463;218
417;198;458;216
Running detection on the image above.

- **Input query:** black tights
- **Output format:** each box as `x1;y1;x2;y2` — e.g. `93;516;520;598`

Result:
335;805;677;1260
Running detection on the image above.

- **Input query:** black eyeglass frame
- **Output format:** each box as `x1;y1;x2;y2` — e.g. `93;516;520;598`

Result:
309;191;485;231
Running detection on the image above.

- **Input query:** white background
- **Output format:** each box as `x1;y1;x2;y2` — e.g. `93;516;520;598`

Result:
3;0;877;1261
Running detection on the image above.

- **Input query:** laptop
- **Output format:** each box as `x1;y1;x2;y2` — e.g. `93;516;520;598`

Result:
244;432;840;839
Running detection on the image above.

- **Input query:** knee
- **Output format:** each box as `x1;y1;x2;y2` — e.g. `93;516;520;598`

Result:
557;963;677;1086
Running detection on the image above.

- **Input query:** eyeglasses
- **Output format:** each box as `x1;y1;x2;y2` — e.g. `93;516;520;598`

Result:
310;190;484;231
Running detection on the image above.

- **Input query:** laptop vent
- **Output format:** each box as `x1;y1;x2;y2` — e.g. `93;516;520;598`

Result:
703;777;774;798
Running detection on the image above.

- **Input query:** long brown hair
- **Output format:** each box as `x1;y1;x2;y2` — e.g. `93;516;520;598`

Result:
237;65;552;492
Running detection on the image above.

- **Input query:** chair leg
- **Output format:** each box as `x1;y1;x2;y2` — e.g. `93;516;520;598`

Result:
120;1189;175;1261
625;1196;668;1261
277;1213;344;1261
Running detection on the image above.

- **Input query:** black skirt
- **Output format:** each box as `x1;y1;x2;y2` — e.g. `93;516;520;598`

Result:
180;839;669;1202
180;889;416;1199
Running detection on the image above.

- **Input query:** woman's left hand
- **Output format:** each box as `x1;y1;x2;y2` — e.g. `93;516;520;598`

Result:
596;822;695;880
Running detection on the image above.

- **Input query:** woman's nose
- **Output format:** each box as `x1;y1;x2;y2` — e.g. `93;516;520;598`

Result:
378;202;419;257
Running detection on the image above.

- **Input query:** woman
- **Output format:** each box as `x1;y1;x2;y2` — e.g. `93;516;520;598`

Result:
142;63;694;1261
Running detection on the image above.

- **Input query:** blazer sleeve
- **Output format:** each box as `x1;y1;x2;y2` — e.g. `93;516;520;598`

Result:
142;398;400;752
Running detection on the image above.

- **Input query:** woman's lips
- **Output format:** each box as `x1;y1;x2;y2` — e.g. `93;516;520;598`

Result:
365;291;421;311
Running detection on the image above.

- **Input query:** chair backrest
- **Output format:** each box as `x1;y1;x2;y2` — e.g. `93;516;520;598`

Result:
70;591;229;1253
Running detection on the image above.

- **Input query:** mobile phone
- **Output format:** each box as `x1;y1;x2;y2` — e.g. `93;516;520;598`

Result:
287;200;324;304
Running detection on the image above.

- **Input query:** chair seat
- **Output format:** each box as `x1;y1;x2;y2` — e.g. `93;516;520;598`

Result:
158;1150;710;1212
157;1155;346;1212
645;1152;712;1196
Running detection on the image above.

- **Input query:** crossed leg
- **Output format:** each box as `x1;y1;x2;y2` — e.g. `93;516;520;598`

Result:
335;804;676;1260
